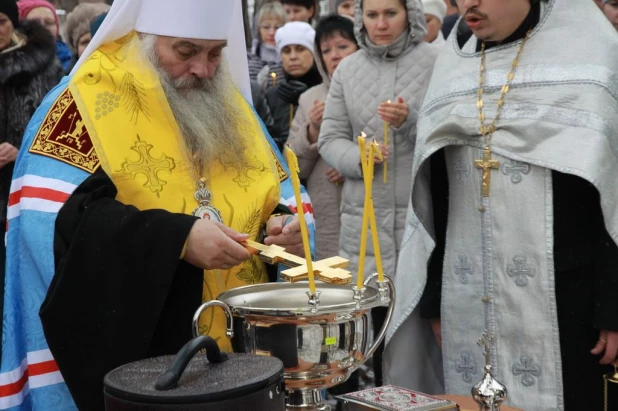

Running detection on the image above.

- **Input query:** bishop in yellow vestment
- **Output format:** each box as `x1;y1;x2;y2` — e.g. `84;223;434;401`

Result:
0;1;313;410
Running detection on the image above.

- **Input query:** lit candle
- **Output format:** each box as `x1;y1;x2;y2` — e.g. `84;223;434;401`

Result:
271;72;277;86
284;146;316;294
368;140;385;283
357;134;371;289
383;100;390;184
289;104;294;130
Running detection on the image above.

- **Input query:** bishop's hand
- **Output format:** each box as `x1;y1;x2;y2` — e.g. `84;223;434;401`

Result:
264;215;304;257
184;219;251;270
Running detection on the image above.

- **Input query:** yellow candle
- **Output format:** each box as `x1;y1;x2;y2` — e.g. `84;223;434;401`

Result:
271;72;277;86
383;100;390;184
284;146;316;294
368;141;385;283
289;104;294;130
357;135;372;289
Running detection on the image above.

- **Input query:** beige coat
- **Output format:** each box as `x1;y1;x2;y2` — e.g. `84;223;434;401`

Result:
287;65;343;260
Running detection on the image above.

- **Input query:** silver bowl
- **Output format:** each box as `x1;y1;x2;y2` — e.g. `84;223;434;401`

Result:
194;274;395;411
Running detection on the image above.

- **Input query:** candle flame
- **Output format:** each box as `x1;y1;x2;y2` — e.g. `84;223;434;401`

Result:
372;139;383;162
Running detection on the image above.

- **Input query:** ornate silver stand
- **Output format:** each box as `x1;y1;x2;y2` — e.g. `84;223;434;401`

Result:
193;274;395;411
472;331;508;411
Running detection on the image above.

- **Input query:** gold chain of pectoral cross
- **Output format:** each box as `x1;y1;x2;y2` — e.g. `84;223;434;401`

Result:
474;30;532;198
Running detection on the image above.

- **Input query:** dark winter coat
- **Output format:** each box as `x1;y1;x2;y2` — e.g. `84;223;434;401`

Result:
251;80;278;139
265;66;323;151
0;20;62;220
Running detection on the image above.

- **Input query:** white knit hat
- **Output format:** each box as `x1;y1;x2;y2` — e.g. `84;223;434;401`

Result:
275;21;316;56
421;0;448;23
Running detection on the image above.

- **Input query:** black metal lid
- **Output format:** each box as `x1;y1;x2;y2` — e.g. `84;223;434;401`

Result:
104;343;283;405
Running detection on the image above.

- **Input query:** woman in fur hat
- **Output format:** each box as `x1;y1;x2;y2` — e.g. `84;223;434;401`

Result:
63;1;109;71
17;0;72;70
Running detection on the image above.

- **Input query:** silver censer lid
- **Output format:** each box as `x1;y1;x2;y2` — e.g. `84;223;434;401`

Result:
472;331;508;411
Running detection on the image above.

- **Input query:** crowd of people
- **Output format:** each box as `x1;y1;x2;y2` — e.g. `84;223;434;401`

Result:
0;0;616;410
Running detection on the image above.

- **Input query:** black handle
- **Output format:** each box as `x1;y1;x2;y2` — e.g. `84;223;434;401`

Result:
155;335;229;391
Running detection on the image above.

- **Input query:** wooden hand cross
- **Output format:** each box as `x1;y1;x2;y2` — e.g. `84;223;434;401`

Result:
243;239;352;284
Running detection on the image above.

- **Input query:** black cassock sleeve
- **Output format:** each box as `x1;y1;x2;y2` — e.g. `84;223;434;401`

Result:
418;153;618;332
552;172;618;332
40;168;203;410
419;149;449;320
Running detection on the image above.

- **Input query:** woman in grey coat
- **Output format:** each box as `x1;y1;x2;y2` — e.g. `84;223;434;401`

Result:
318;0;439;282
287;15;359;261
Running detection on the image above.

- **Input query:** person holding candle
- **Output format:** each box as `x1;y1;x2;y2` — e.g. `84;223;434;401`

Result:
318;0;439;388
266;21;322;150
318;0;438;300
287;14;358;262
248;2;287;88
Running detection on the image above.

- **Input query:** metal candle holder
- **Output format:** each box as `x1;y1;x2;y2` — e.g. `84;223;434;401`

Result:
604;365;618;411
193;273;395;411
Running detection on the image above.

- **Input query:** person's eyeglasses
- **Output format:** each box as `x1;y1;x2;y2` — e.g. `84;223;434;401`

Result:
259;24;283;31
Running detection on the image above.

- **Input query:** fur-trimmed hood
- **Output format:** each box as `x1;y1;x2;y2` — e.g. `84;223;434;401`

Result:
0;19;59;85
354;0;427;59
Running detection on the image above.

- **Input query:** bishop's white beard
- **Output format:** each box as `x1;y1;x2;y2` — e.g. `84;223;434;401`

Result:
139;34;248;174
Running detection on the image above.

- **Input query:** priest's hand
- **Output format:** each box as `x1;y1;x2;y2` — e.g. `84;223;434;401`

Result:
264;215;304;257
0;143;18;168
377;97;408;129
184;219;252;270
590;329;618;366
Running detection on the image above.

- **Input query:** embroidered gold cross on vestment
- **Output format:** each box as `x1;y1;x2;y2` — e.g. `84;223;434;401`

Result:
474;146;499;197
121;136;175;195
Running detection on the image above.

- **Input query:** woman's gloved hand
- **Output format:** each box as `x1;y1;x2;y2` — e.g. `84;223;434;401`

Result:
276;80;308;105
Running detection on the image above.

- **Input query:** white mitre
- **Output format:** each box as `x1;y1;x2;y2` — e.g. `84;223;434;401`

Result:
71;0;251;102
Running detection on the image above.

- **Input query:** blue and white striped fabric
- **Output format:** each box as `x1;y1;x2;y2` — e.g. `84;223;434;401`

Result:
0;76;315;410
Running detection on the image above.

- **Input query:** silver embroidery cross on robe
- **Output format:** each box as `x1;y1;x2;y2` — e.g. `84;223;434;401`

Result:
441;145;561;411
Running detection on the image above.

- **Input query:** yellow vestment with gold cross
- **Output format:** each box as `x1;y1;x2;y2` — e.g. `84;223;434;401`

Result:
39;32;286;350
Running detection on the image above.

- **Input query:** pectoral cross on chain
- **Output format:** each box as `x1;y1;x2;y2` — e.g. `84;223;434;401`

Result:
474;146;500;197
